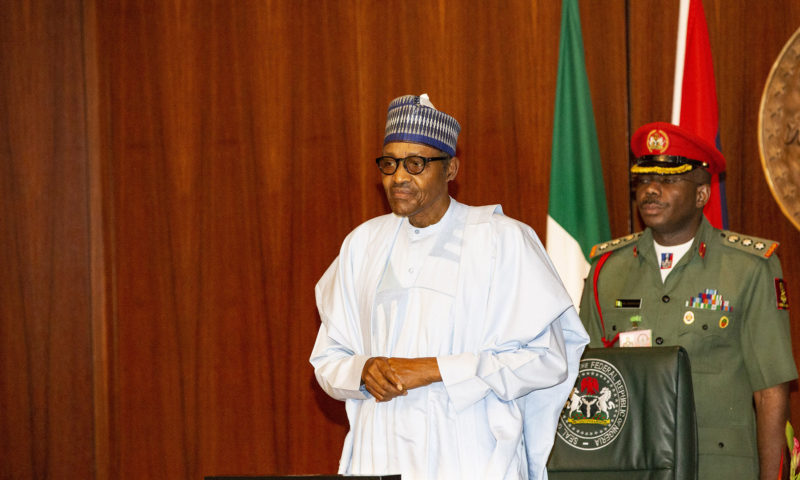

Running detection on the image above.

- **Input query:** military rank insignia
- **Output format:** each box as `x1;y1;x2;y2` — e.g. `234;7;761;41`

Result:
775;278;790;310
686;288;731;311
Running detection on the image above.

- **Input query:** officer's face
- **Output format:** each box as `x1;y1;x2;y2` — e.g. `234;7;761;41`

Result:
634;171;710;244
381;142;459;228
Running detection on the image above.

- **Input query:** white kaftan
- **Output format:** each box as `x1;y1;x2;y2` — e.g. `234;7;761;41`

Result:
310;199;588;480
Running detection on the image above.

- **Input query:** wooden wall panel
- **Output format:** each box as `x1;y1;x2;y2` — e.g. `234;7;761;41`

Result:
580;0;630;237
4;0;800;479
0;0;94;478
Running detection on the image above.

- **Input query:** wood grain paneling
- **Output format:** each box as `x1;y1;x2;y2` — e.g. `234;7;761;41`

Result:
581;0;629;236
4;1;800;479
0;0;94;478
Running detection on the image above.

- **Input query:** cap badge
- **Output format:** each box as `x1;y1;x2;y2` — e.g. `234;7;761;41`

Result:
646;129;669;154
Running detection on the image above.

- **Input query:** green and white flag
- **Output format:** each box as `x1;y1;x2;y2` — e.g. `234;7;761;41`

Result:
546;0;611;308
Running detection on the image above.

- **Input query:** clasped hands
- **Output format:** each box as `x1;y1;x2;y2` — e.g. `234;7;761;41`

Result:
361;356;442;402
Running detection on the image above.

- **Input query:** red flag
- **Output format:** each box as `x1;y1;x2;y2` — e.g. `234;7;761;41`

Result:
671;0;729;228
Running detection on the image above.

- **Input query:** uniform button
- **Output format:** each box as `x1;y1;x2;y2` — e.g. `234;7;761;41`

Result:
414;229;420;234
611;325;617;331
655;337;664;345
702;324;709;330
662;295;670;303
718;442;724;448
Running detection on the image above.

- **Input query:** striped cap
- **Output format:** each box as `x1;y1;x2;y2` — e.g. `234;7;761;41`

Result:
384;94;461;156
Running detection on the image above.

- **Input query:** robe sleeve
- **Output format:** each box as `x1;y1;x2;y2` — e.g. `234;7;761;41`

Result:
309;235;371;401
438;215;589;412
310;321;370;400
522;307;588;479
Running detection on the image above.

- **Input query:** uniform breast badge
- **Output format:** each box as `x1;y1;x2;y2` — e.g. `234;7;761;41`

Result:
685;288;731;311
615;299;642;308
619;314;652;347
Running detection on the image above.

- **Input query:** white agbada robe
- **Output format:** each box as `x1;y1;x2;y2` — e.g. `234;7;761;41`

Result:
310;199;589;480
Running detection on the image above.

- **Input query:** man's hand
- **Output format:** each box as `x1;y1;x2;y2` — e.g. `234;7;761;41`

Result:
387;357;441;390
754;382;790;480
361;357;407;402
361;357;442;402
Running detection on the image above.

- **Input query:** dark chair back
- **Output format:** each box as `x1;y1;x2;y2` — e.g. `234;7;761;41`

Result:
546;346;697;480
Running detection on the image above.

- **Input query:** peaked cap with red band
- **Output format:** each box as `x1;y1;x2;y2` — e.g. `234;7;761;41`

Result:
630;122;726;175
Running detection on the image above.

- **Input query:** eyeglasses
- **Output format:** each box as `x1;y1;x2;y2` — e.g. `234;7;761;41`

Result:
633;175;702;188
375;155;450;175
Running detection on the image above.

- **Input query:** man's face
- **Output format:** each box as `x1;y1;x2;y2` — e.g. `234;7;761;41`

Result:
634;171;709;243
381;142;458;228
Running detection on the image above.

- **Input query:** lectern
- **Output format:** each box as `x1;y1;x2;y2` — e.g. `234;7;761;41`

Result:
547;346;698;480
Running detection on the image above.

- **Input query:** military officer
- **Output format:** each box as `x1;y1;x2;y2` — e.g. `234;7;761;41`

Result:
579;122;797;480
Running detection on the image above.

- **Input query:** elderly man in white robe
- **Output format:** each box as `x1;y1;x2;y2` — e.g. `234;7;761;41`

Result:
310;94;589;480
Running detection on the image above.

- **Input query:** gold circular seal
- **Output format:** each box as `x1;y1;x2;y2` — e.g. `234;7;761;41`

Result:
759;26;800;232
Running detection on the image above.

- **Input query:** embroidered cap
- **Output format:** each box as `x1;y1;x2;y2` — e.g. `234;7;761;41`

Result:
384;94;461;156
630;122;725;175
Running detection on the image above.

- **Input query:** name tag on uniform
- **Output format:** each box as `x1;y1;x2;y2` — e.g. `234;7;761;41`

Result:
615;299;642;308
619;329;652;347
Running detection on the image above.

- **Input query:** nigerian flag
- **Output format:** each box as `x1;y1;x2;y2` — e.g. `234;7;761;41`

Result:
546;0;610;308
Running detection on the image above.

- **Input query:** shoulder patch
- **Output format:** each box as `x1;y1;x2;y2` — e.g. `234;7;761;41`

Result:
718;230;779;258
590;233;642;259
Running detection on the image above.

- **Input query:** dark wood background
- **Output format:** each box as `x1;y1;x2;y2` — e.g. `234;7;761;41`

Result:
3;0;800;478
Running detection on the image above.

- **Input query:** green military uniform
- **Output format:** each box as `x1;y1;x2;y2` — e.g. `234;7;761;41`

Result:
579;217;797;480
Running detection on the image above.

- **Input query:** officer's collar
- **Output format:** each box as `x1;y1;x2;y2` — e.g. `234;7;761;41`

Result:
638;216;713;263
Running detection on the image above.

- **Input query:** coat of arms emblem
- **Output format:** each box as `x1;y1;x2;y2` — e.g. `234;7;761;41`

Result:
646;129;670;153
556;357;629;451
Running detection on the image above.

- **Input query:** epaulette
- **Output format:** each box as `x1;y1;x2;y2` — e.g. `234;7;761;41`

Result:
589;232;642;260
718;230;779;258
